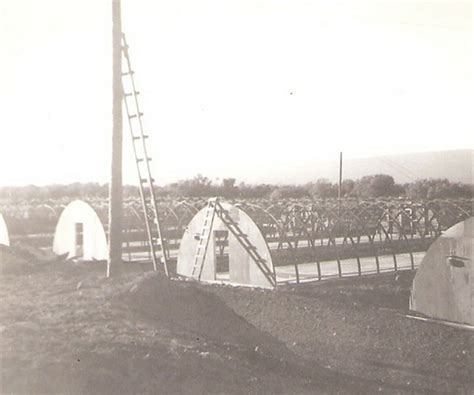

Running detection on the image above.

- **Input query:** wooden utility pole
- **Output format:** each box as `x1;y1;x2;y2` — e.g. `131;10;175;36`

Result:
107;0;123;277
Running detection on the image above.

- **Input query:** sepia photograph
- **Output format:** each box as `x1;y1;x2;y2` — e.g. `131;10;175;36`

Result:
0;0;472;393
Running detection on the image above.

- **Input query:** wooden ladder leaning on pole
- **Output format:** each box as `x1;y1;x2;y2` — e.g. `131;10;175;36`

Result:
121;33;170;277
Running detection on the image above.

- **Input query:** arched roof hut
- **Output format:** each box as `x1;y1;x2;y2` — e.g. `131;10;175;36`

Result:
0;213;10;247
177;200;275;289
410;217;473;325
53;200;108;261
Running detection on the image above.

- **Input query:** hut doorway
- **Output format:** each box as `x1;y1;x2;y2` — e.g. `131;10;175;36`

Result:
75;223;84;259
214;230;229;279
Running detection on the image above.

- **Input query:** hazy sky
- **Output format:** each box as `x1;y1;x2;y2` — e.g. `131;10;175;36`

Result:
0;0;472;186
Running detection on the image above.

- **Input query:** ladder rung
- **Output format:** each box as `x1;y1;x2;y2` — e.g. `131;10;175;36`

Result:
136;158;152;163
122;71;135;76
129;112;143;119
124;92;140;98
124;91;140;97
141;178;155;183
132;135;149;140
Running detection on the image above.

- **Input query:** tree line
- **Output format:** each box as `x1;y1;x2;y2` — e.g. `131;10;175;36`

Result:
1;174;472;202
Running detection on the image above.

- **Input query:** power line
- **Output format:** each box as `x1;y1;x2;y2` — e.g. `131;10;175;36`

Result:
376;156;418;181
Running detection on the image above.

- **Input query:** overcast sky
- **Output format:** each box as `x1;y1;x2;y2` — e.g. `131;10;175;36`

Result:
0;0;472;186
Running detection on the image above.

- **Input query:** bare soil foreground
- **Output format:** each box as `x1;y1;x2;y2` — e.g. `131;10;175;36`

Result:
1;248;473;394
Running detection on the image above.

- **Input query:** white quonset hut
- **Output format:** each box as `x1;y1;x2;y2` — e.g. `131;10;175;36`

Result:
410;217;473;325
53;200;108;261
177;199;276;289
0;213;10;246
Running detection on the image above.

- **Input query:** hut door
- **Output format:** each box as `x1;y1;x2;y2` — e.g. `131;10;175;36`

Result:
75;223;84;258
214;230;229;276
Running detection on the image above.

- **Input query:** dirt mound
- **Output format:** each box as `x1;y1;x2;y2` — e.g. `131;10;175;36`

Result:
0;243;61;275
115;274;286;353
112;272;376;393
1;244;33;275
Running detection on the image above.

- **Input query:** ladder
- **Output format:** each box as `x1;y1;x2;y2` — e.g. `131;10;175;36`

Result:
121;33;169;277
214;201;276;287
191;198;218;280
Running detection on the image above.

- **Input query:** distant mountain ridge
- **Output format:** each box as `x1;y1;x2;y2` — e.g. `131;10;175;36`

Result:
269;149;473;185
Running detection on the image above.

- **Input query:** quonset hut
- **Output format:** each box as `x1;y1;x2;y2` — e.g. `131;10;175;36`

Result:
410;217;473;325
177;199;275;289
0;213;10;246
53;200;108;261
